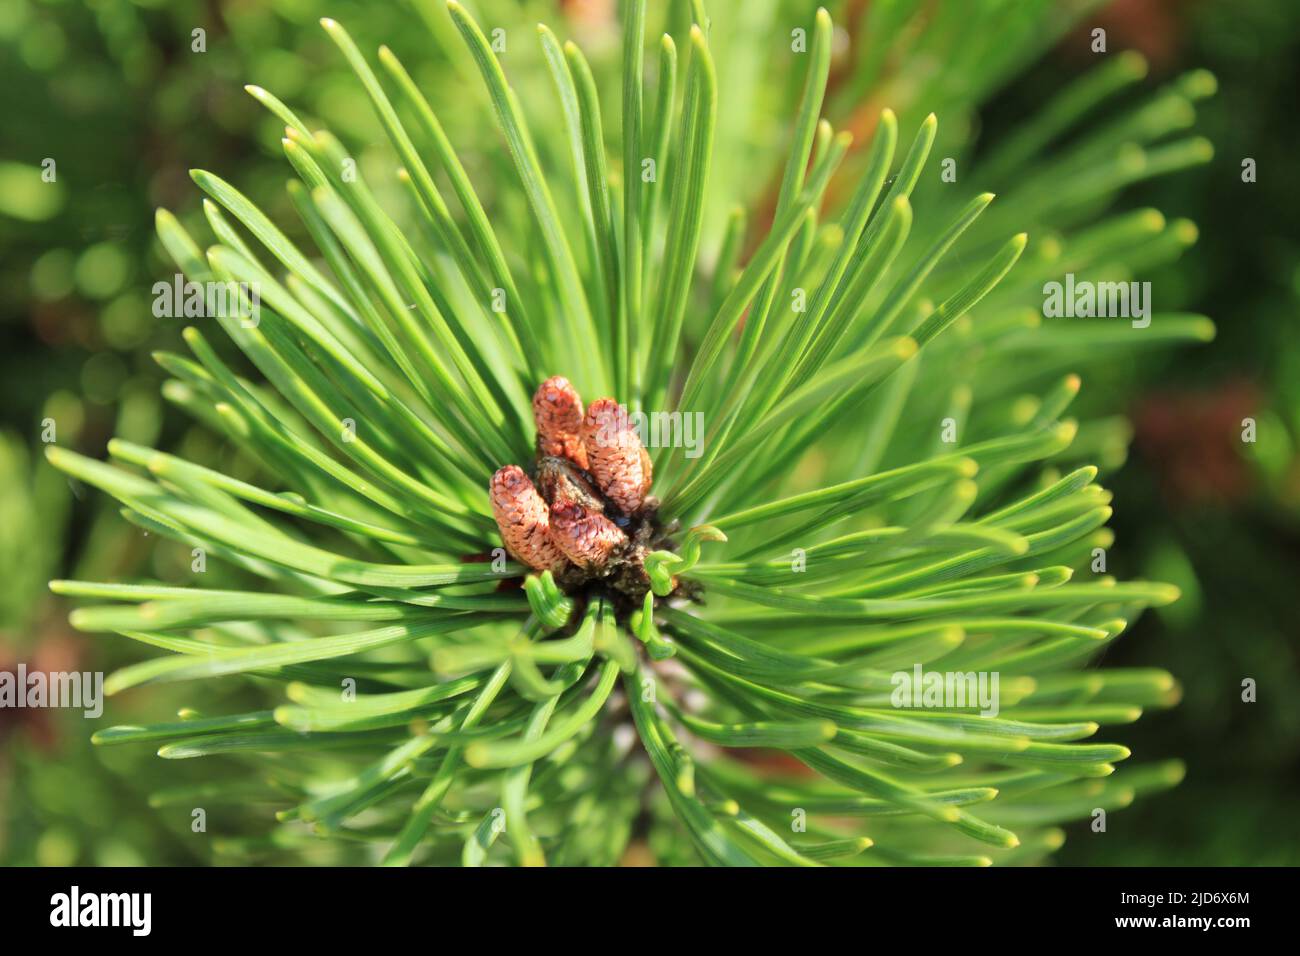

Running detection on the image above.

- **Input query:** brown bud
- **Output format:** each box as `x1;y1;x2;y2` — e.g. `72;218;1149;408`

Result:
489;466;565;571
535;456;603;513
582;398;653;514
532;376;588;469
548;501;626;569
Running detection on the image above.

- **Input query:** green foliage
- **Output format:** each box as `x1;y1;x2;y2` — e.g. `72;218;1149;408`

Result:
46;1;1213;865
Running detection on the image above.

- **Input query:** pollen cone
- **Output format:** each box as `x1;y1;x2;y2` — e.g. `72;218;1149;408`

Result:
533;376;588;469
489;465;565;571
548;501;627;569
582;398;653;514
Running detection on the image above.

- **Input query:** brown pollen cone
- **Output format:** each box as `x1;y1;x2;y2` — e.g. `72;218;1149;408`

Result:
548;501;626;569
582;398;653;514
489;465;565;571
533;376;588;469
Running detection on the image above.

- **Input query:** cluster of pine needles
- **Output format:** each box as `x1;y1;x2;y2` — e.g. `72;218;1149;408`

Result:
47;2;1212;865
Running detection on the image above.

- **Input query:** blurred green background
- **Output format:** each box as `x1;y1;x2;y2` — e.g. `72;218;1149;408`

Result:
1;0;1296;865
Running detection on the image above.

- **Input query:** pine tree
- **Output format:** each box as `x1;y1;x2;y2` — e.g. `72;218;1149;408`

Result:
48;2;1211;866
